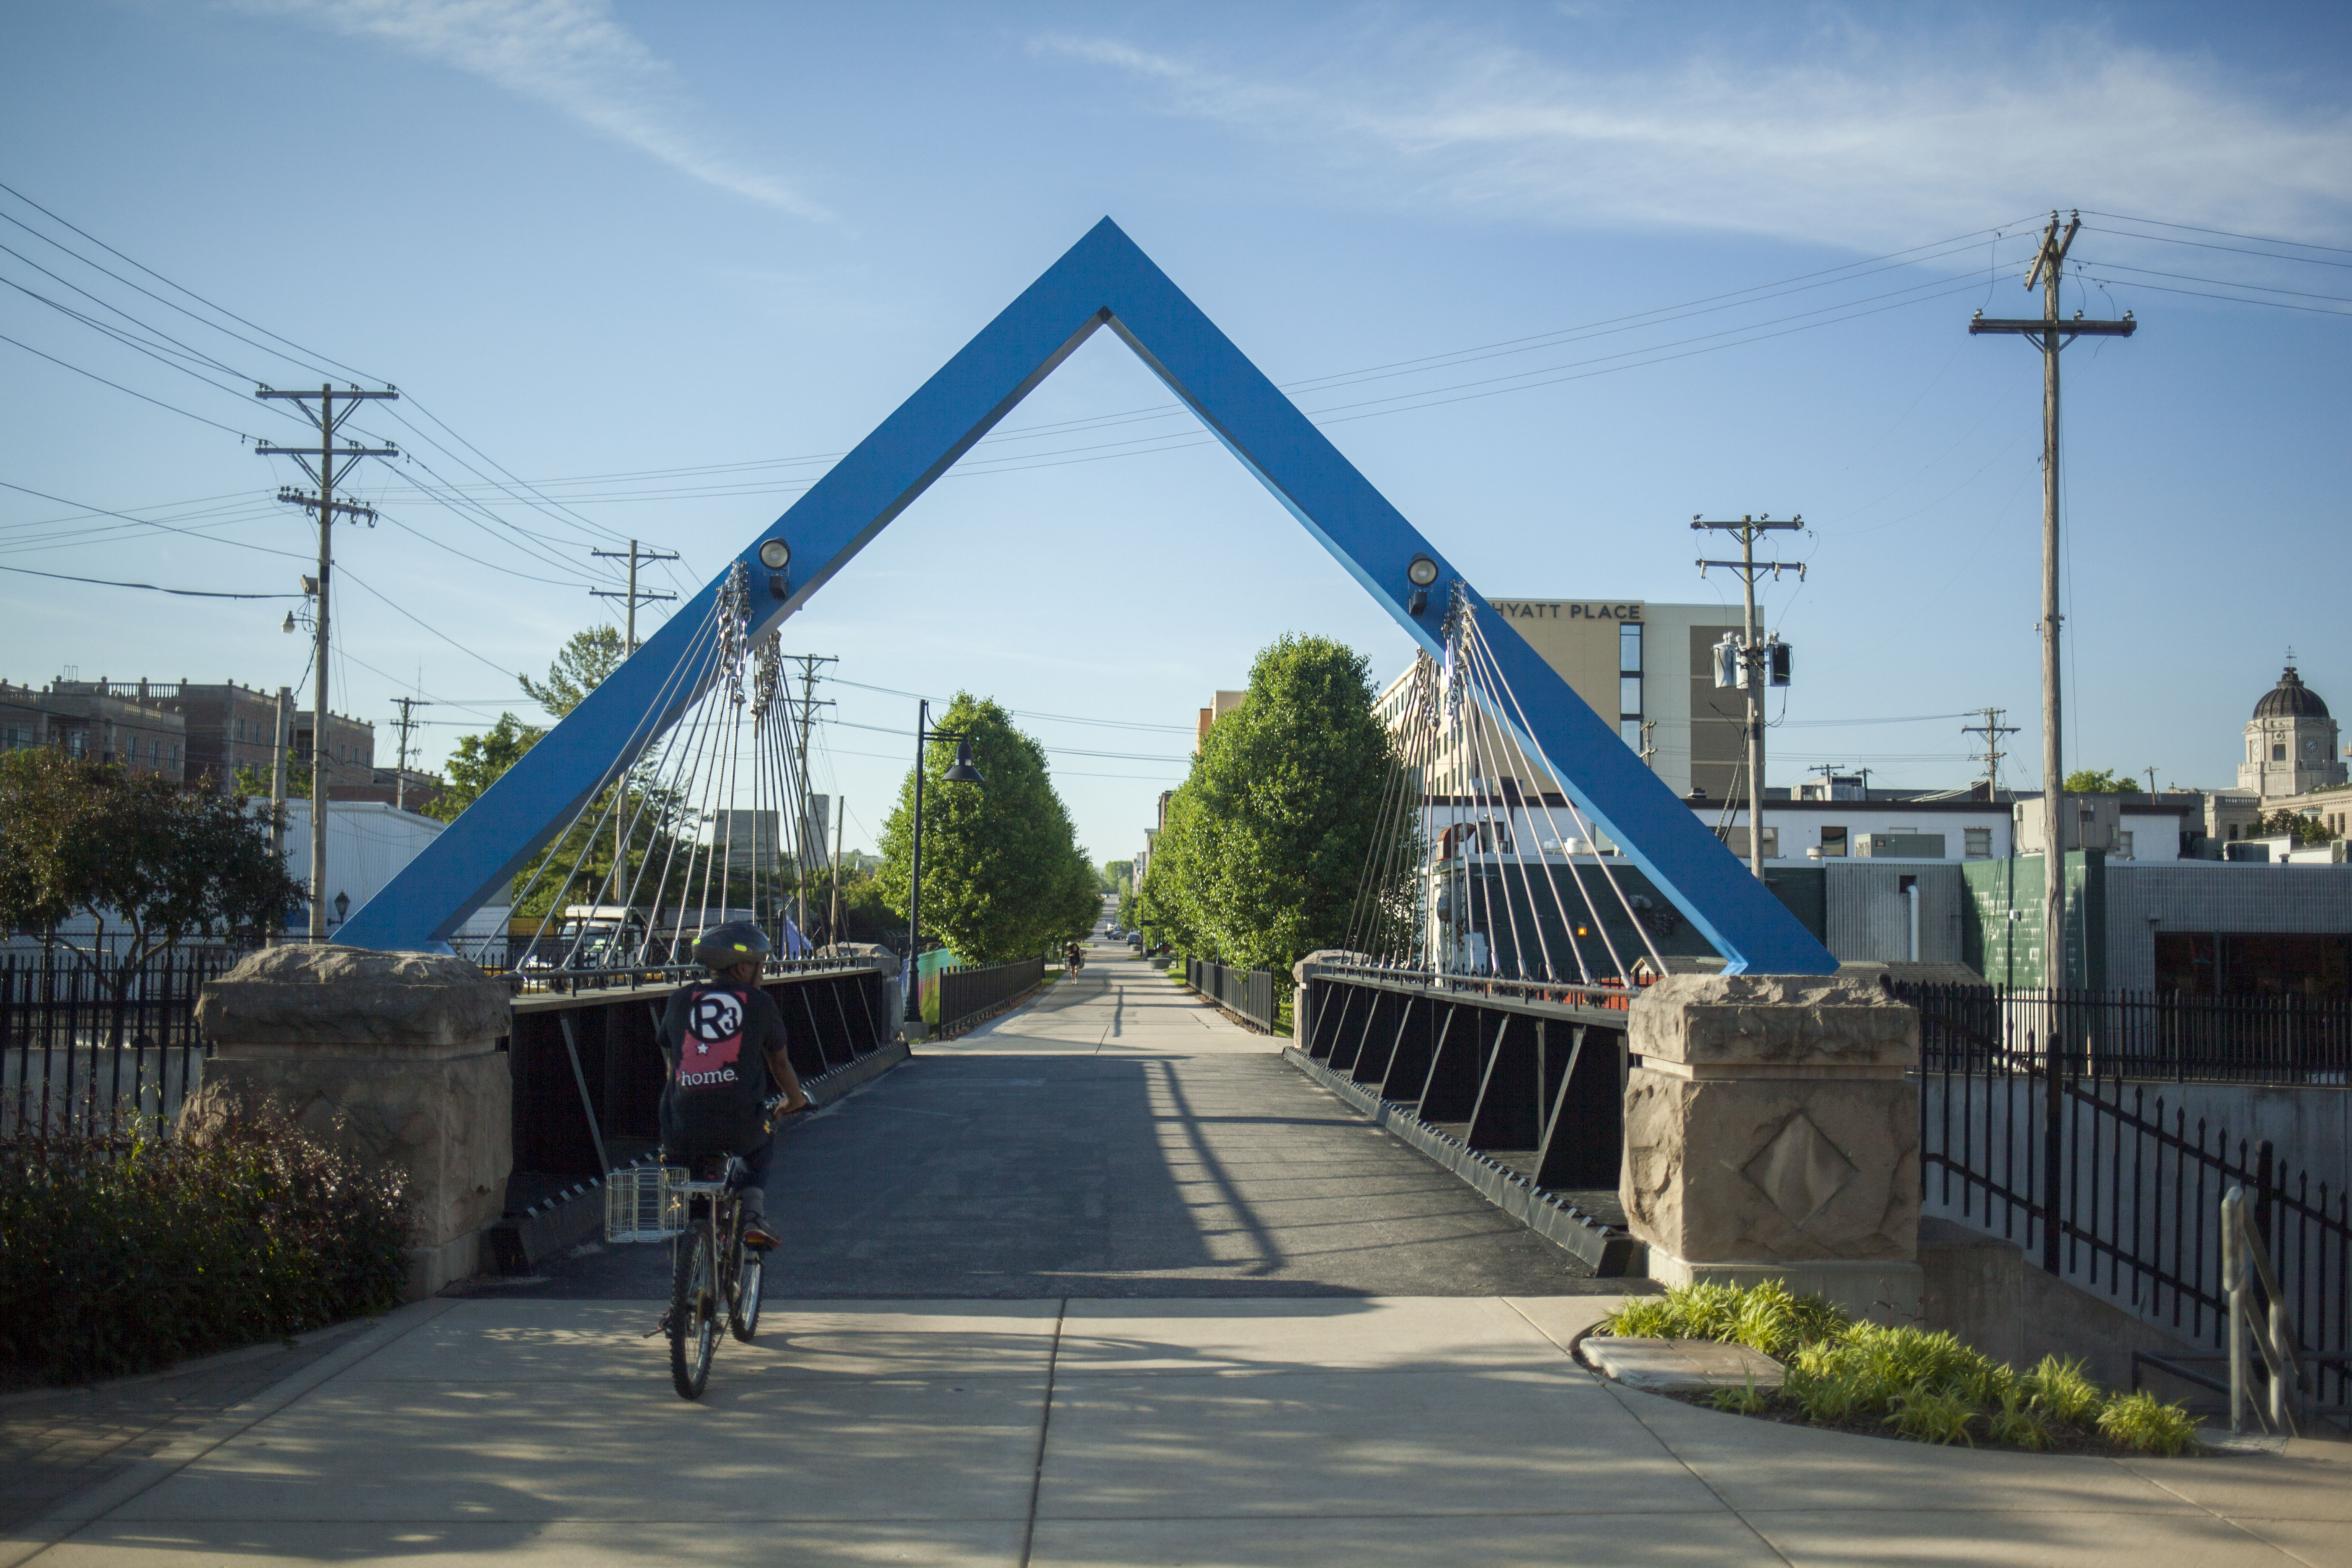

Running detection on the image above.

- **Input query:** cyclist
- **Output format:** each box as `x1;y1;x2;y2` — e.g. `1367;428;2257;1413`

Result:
658;921;809;1250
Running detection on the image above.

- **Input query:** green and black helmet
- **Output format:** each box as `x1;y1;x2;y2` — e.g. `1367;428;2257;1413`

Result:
693;920;773;973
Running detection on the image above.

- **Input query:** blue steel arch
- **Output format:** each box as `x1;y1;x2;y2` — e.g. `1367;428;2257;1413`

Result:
339;219;1834;975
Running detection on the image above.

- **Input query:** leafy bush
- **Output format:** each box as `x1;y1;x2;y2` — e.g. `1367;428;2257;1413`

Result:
2096;1390;2201;1457
0;1099;409;1383
1598;1279;1850;1358
1595;1280;2201;1455
1888;1382;1979;1445
2022;1354;2102;1426
1989;1389;2056;1451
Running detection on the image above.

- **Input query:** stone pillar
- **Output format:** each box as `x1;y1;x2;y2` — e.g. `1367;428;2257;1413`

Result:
189;946;513;1300
1620;974;1923;1325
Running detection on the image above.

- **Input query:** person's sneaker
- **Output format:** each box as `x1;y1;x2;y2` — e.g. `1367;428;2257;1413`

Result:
743;1220;783;1251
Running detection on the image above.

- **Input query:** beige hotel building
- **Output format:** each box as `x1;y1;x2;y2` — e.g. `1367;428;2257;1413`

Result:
1377;598;1752;805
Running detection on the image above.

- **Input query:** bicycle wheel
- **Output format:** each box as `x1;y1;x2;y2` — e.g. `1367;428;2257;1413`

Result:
729;1238;764;1343
669;1220;720;1400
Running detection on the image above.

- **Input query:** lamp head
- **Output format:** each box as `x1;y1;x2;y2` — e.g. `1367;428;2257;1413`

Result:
1406;554;1440;588
944;738;985;785
757;538;791;572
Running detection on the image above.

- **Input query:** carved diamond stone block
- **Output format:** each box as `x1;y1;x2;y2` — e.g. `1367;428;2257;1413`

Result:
1742;1112;1859;1231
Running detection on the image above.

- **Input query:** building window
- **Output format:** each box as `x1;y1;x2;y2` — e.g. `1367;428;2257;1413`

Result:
1964;827;1992;859
2273;743;2287;761
1618;675;1641;719
1819;825;1848;858
1620;718;1643;750
1619;622;1641;675
1720;825;1779;859
2115;831;2134;861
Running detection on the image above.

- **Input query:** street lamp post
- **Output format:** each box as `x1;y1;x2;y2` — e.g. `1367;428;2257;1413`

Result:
905;698;986;1021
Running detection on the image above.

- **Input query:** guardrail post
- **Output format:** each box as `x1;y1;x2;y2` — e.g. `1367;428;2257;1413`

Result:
190;946;514;1300
1622;974;1923;1324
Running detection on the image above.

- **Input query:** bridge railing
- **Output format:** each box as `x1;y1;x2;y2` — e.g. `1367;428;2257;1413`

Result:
506;957;897;1185
1292;961;1638;1272
1184;958;1279;1032
936;957;1044;1034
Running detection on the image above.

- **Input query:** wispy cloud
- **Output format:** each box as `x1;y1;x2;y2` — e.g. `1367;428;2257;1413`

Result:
1038;26;2352;250
240;0;825;218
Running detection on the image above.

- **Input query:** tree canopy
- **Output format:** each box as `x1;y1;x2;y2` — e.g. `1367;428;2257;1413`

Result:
424;714;546;825
519;625;627;718
873;694;1099;964
1137;634;1401;978
2063;769;2141;794
2259;809;2339;846
0;750;301;993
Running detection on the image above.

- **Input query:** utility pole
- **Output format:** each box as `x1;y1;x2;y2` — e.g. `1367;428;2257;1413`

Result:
785;655;836;946
589;539;681;653
1694;513;1804;881
1970;211;2136;982
389;696;430;813
268;685;292;936
1963;707;2021;799
828;800;846;949
256;384;398;943
585;542;678;904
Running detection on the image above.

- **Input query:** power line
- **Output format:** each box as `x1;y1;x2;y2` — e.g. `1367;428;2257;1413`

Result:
0;331;255;436
0;477;311;559
0;178;377;381
2078;210;2352;260
0;562;304;598
338;569;524;682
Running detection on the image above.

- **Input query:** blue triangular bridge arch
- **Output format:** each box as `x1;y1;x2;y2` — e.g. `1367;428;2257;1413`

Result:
339;219;1834;975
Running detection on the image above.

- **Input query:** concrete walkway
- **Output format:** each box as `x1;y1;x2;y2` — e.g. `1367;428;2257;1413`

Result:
8;941;2346;1566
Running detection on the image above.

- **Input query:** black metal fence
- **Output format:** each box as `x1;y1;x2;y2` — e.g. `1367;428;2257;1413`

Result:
1293;963;1639;1271
2;947;241;1137
936;957;1043;1034
507;959;898;1183
1922;1053;2350;1412
1898;981;2352;1085
1185;958;1279;1032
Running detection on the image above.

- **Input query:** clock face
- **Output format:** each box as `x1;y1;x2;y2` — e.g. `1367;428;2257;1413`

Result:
2307;739;2323;759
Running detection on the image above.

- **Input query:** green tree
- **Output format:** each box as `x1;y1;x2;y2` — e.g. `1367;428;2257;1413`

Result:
2063;769;2139;794
426;714;546;824
519;625;627;717
2259;809;2338;846
874;694;1099;963
1141;634;1403;979
0;750;302;1021
230;758;311;798
805;862;902;948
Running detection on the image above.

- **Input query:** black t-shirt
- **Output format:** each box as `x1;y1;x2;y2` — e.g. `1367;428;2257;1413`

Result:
657;982;788;1156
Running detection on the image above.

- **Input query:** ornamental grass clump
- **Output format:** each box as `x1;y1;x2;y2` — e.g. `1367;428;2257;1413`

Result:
2095;1390;2202;1457
0;1097;410;1384
1593;1281;2200;1455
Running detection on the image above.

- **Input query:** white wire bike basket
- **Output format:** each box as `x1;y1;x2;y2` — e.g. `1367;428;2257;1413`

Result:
605;1165;691;1244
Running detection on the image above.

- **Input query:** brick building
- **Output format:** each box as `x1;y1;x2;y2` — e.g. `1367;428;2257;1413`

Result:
0;678;187;779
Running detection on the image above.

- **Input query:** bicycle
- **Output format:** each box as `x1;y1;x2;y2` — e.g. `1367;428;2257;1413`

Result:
664;1150;766;1400
609;1096;807;1402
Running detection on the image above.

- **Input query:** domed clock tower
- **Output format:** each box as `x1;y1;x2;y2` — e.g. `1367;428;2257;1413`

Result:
2239;664;2347;800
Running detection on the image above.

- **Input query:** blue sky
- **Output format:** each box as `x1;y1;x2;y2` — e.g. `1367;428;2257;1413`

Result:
2;0;2347;867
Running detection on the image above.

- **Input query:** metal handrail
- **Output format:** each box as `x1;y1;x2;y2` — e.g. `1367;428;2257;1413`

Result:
2223;1185;2311;1436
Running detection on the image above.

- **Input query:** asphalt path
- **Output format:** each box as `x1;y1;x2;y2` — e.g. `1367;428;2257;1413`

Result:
482;931;1610;1302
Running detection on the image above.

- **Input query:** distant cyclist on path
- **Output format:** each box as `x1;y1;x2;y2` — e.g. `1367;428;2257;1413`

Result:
658;921;809;1250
